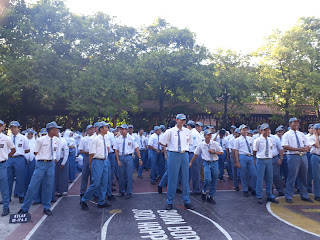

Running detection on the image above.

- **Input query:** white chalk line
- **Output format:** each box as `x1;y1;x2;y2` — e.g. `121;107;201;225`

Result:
101;213;116;240
23;173;82;240
266;200;320;238
188;209;233;240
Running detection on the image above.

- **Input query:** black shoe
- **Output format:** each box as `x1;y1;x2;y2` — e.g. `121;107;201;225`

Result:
278;192;284;197
207;197;216;204
301;198;314;203
190;192;201;195
235;187;240;191
248;187;252;192
19;197;24;203
80;201;89;210
165;204;173;210
118;193;125;197
267;198;279;204
257;198;263;204
43;209;52;216
184;203;194;210
286;198;293;204
17;209;27;214
80;194;84;198
13;194;18;198
32;202;40;205
244;191;249;197
158;186;162;194
307;189;312;193
125;193;132;199
176;189;182;194
107;195;116;201
218;177;225;182
201;192;206;202
98;202;111;208
1;209;9;217
112;188;116;192
251;190;256;196
314;197;320;202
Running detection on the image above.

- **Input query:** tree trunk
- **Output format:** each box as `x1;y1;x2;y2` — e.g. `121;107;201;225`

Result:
222;91;229;129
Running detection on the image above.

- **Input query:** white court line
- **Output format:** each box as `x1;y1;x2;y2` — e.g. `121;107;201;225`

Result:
188;209;233;240
23;173;82;240
101;213;116;240
266;201;320;238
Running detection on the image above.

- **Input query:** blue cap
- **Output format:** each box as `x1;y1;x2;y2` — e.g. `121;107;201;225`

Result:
313;123;320;129
9;121;20;127
248;130;254;134
160;125;165;130
235;128;240;134
154;126;161;131
0;120;4;125
150;130;154;134
93;122;100;128
253;129;258;133
260;123;270;130
275;126;284;132
203;129;212;135
26;128;35;134
110;128;115;132
120;124;128;130
86;125;94;131
289;117;300;123
308;124;314;129
176;114;187;120
257;125;261;129
40;128;48;135
187;120;195;125
230;125;236;129
196;122;203;127
219;128;226;135
128;125;134;128
46;121;62;129
239;124;248;130
98;121;108;129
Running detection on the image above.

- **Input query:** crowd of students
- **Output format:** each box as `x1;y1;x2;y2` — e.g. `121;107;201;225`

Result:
0;114;319;217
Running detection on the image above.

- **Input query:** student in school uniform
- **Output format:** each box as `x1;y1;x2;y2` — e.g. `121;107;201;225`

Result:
189;129;223;204
63;130;77;183
106;124;116;201
306;124;314;193
8;121;30;203
0;120;16;216
308;123;320;202
114;124;142;199
55;131;69;196
253;123;279;204
24;129;37;195
214;129;230;181
136;128;148;178
148;126;165;185
159;114;194;210
79;125;95;198
80;122;111;210
282;117;313;204
18;121;61;216
234;124;257;197
227;128;241;191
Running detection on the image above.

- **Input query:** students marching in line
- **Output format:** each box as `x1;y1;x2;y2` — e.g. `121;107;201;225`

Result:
190;129;223;204
18;121;61;216
0;120;16;216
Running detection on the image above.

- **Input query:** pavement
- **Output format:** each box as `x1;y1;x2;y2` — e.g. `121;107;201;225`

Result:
1;170;320;240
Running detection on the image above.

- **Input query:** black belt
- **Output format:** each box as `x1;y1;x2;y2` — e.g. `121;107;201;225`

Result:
119;154;132;156
168;151;188;154
312;153;320;156
240;154;253;157
11;155;23;158
0;160;7;163
37;160;52;162
94;158;106;160
288;153;306;156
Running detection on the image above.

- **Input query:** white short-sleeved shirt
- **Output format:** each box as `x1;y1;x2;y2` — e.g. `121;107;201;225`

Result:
227;136;236;153
0;133;15;161
34;135;60;161
281;129;308;154
194;141;222;161
308;135;320;155
114;134;139;155
10;133;30;157
189;128;202;153
269;135;283;157
79;136;90;153
148;133;162;151
89;134;110;159
159;126;192;152
253;136;274;159
234;135;254;155
215;136;228;151
107;132;115;153
57;138;69;165
136;135;148;150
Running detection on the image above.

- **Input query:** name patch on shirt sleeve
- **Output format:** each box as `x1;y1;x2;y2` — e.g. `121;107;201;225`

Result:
0;144;4;148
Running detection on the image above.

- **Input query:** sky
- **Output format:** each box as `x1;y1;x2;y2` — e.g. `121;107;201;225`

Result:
31;0;320;53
